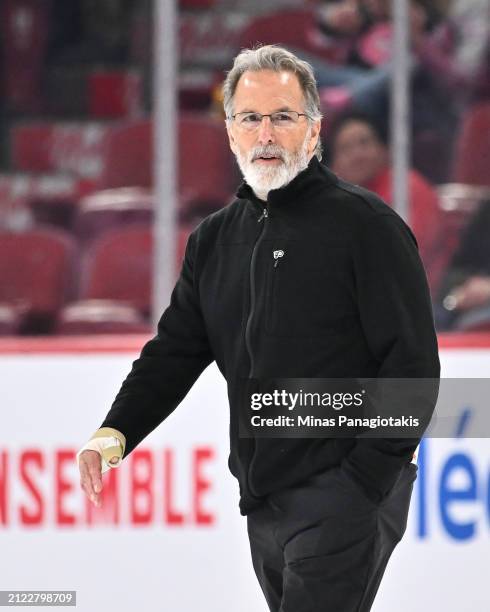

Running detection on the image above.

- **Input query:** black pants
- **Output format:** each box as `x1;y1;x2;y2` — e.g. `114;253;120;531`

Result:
247;462;417;612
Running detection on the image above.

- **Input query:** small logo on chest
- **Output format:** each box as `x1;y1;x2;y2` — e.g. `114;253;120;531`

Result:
273;249;285;267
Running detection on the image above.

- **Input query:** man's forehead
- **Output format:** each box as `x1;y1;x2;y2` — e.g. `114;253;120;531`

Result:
235;70;302;95
233;69;304;110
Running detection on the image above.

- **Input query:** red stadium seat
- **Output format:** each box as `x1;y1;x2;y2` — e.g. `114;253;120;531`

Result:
56;300;151;335
100;121;153;189
0;228;76;332
74;187;154;245
237;10;351;64
11;121;112;183
78;223;194;305
88;70;143;119
0;173;93;230
178;113;237;207
452;103;490;187
179;70;219;111
12;124;56;173
102;114;236;209
56;222;195;334
12;115;236;214
79;224;153;314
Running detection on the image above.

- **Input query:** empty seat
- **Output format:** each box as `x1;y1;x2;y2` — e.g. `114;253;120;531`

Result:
56;222;196;334
74;187;154;245
178;113;237;207
0;172;92;231
78;223;195;307
56;300;151;335
55;224;152;334
237;9;350;64
0;228;76;333
179;70;219;111
88;69;143;119
79;224;153;313
12;115;236;214
452;103;490;187
11;121;112;183
101;114;237;207
100;121;153;189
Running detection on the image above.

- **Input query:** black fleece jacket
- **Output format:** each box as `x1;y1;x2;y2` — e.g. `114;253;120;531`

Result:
100;156;440;515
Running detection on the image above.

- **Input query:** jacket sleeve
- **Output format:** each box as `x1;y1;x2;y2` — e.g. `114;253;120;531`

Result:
342;212;440;503
98;230;215;458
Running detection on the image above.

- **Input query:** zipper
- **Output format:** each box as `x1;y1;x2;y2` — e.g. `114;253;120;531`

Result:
244;203;268;500
257;208;268;223
245;205;268;378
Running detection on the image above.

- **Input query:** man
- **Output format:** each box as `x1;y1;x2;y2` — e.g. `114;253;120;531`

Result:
78;45;440;611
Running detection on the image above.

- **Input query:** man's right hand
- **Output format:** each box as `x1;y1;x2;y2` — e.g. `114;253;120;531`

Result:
78;449;119;507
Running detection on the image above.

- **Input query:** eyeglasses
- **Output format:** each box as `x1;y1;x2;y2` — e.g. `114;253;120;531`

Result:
229;111;310;131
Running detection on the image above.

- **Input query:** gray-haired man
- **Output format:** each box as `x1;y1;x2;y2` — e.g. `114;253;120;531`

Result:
78;45;440;611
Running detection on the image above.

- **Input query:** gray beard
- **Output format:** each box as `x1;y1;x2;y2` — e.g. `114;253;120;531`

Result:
235;136;311;201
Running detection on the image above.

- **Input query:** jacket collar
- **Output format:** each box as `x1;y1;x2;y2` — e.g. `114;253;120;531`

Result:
235;155;337;210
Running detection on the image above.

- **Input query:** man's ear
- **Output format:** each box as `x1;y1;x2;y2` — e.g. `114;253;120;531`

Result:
307;120;322;157
226;121;238;155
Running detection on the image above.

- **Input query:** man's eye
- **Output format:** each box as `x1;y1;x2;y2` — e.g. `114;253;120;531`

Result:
274;113;294;122
242;114;261;123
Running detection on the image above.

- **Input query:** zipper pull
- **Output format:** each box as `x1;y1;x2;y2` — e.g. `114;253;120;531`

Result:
257;208;268;223
273;249;284;267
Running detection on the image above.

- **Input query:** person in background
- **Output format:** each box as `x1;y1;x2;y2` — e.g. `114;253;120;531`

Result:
328;111;442;284
435;198;490;330
49;0;133;66
412;0;490;109
295;0;437;123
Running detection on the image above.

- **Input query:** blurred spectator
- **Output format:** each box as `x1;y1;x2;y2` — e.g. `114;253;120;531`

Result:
327;111;442;274
409;0;489;181
435;199;490;330
289;0;439;125
413;0;490;108
49;0;134;66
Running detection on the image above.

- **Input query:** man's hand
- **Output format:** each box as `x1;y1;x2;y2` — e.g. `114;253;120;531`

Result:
76;428;126;506
78;449;119;507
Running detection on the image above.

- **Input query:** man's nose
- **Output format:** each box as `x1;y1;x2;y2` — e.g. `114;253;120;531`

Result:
256;116;275;144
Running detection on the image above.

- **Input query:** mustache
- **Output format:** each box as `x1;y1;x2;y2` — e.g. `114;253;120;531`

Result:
250;145;286;162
